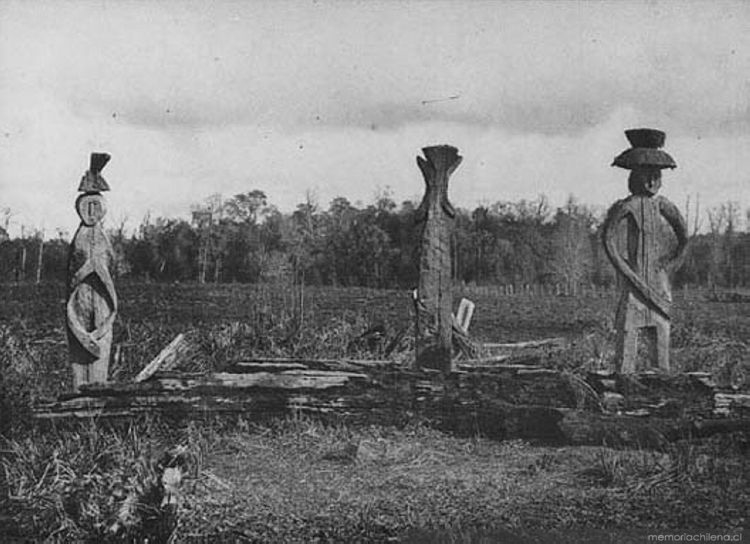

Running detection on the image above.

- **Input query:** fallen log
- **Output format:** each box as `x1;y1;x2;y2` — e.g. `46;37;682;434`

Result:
584;371;738;418
34;364;750;449
231;357;546;373
559;410;750;449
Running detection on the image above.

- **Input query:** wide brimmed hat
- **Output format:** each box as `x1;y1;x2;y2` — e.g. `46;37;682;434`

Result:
612;128;676;170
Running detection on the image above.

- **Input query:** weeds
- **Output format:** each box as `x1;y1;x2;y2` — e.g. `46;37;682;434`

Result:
1;283;748;541
0;419;203;543
1;416;747;542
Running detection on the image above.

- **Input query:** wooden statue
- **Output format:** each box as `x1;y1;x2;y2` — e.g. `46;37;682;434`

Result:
66;153;117;389
414;145;462;373
602;129;687;373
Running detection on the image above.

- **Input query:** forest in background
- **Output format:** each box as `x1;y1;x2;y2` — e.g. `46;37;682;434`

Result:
0;190;748;290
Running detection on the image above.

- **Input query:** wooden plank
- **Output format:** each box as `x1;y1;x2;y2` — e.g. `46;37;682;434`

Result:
232;357;547;373
135;333;187;382
230;358;396;372
482;337;567;350
74;371;371;397
454;298;475;333
714;393;750;416
229;362;309;372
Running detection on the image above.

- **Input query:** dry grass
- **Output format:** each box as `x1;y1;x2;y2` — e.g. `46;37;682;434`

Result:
173;418;742;541
1;283;749;542
0;419;186;542
1;415;748;543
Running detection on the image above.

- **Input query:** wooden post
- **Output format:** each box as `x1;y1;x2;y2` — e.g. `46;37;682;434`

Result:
455;298;475;333
414;145;462;373
66;153;118;389
603;129;687;373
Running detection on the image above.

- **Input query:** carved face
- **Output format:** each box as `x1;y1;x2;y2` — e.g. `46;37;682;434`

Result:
628;168;662;196
75;193;107;226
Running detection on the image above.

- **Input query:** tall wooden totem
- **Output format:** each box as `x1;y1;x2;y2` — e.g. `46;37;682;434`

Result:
66;153;117;389
414;145;462;373
602;129;687;373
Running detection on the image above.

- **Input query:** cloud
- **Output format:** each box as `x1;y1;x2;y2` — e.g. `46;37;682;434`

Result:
3;1;748;136
0;1;748;236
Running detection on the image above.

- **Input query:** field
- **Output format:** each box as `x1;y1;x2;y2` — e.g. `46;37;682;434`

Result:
1;282;749;542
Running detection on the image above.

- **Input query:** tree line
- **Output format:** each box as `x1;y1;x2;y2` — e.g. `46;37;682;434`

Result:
0;192;748;289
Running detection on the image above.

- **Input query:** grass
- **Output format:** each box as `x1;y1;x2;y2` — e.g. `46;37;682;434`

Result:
1;417;747;543
1;419;181;542
1;281;749;541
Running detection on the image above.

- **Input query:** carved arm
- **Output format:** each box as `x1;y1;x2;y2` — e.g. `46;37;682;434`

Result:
658;196;689;273
602;200;672;319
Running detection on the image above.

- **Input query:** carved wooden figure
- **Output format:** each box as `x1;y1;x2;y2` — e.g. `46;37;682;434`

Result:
414;145;462;373
603;129;687;373
67;153;117;389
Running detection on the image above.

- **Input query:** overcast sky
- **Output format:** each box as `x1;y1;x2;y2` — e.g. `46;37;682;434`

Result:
1;0;748;238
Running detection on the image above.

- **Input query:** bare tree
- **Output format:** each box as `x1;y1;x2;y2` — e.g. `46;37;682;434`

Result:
707;201;741;288
35;228;44;283
684;193;703;237
550;196;596;294
191;194;223;283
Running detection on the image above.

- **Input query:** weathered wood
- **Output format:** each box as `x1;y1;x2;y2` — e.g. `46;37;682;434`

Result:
458;355;512;366
135;333;188;382
231;362;310;372
604;129;688;373
455;298;475;333
38;364;580;419
559;410;750;449
231;358;395;373
414;145;462;373
583;371;749;418
77;370;371;396
34;358;750;449
714;392;750;417
66;153;117;390
52;363;749;418
35;371;750;449
233;357;551;373
483;337;568;351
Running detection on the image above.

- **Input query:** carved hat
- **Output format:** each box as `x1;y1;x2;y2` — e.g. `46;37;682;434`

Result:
78;152;111;192
612;129;676;170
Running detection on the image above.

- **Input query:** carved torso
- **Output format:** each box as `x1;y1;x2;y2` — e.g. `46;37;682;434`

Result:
618;195;671;304
603;193;686;320
67;223;117;360
417;174;454;324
